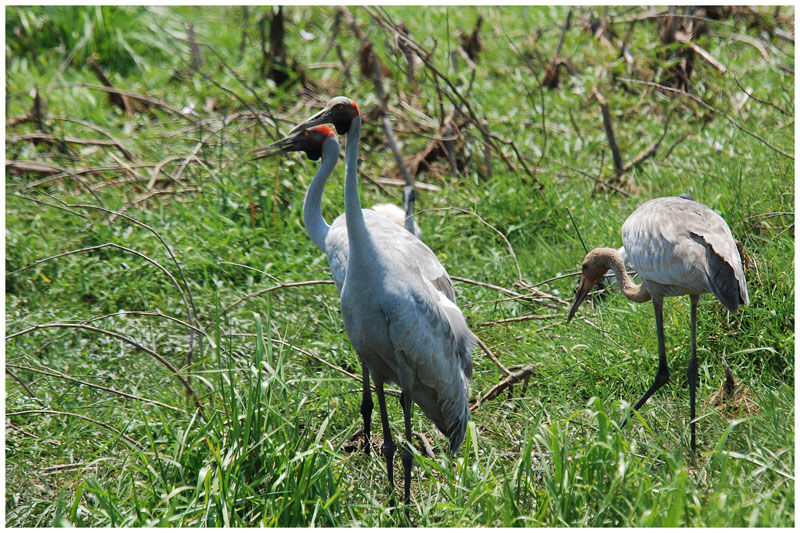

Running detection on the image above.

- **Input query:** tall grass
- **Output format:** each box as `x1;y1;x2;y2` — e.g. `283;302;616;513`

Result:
5;5;794;527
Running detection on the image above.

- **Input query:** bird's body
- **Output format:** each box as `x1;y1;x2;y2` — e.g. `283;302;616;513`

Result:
313;208;424;293
621;197;748;310
263;97;473;516
339;228;472;447
370;202;423;237
568;195;748;453
301;152;425;292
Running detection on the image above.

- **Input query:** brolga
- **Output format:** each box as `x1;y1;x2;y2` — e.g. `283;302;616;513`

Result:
567;196;749;454
254;98;475;517
289;97;475;517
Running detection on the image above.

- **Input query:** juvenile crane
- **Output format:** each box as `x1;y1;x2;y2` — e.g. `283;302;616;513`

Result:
567;196;749;453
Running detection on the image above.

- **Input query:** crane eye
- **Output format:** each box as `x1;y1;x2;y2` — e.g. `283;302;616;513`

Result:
302;130;309;137
336;104;344;110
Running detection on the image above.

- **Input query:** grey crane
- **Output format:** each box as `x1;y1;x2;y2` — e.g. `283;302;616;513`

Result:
254;98;475;516
248;121;423;469
567;196;749;453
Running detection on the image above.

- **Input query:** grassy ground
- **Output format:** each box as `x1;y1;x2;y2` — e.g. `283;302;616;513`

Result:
5;5;794;526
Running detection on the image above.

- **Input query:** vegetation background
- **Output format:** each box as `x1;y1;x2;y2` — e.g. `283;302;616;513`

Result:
5;5;794;526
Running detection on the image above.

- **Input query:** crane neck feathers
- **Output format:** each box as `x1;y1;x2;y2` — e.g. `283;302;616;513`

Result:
302;136;339;252
342;115;375;258
588;247;651;303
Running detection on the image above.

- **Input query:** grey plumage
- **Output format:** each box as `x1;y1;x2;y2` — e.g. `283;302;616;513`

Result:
568;195;749;454
288;97;475;514
621;196;749;309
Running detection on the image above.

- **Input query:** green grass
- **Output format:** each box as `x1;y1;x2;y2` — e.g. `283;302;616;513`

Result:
5;5;794;527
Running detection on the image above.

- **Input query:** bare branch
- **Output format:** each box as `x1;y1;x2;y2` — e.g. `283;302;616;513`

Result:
618;77;794;160
8;408;144;449
471;365;536;410
8;363;182;411
6;323;204;416
210;279;335;326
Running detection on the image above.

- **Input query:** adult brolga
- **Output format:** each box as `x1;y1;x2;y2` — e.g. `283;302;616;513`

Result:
567;196;749;453
255;98;475;516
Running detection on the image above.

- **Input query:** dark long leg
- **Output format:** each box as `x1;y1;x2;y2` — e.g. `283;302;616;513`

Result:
400;391;413;520
622;296;670;427
376;382;396;509
360;362;373;454
687;294;699;454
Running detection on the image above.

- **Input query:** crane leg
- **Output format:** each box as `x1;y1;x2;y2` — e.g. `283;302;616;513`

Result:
687;295;699;455
622;296;670;428
360;362;373;454
376;382;396;509
400;391;413;521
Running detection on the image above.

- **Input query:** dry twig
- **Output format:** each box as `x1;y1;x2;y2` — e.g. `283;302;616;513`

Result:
617;77;794;160
471;365;536;410
7;323;204;416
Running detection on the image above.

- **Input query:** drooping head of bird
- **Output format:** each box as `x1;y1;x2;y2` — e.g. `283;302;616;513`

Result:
567;247;617;322
246;124;337;162
289;96;360;136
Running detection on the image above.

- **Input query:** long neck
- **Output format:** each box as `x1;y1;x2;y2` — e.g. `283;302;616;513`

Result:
603;248;650;303
343;115;373;254
302;137;338;252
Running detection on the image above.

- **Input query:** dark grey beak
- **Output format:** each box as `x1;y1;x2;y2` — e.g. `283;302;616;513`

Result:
289;106;334;135
245;135;297;161
567;276;595;322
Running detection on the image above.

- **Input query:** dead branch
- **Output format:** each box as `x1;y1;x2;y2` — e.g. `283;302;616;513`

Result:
475;336;510;376
402;117;468;178
210;279;335;326
7;363;181;411
543;8;573;88
109;187;202;223
715;31;769;60
87;55;135;115
147;155;185;189
673;32;727;73
7;421;39;439
479;313;559;326
10;196;201;361
7;192;88;219
365;6;539;185
658;131;692;163
446;207;522;280
6;161;64;176
7;242;197;357
591;88;624;175
375;177;440;191
6;367;45;406
7;323;203;416
621;116;670;174
471;364;536;410
731;74;791;115
617;77;794;160
8;408;144;449
187;23;205;71
774;27;794;44
51;115;137;161
63;83;191;122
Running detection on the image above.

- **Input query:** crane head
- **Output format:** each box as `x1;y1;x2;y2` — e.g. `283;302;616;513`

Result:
566;249;610;322
246;125;337;162
289;96;360;136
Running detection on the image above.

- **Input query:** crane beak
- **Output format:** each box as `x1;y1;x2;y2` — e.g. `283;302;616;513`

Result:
289;107;333;134
245;135;298;161
567;276;595;322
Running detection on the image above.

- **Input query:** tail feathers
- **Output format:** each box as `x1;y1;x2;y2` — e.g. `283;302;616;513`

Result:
445;399;470;454
706;246;748;313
